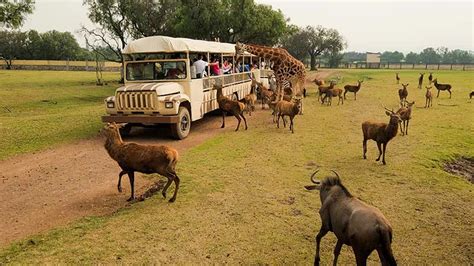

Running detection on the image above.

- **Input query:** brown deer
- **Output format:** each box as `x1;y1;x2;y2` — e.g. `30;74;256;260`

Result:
362;107;401;165
395;73;400;84
240;84;257;116
102;123;180;202
396;101;415;136
304;170;397;266
322;87;344;106
275;98;301;133
425;86;433;108
433;79;452;98
417;73;425;89
428;72;433;84
318;81;335;104
215;84;248;131
398;83;409;106
344;80;363;100
254;80;275;109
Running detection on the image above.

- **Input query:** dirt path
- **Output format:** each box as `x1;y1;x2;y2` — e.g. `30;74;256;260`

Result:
0;70;335;247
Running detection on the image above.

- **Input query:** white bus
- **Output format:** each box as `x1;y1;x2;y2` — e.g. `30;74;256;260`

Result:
102;35;271;139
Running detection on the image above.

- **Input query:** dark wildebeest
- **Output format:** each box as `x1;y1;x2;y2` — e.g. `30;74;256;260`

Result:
304;170;397;266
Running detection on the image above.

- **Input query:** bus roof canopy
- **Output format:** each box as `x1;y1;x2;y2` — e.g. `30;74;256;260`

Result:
122;35;251;55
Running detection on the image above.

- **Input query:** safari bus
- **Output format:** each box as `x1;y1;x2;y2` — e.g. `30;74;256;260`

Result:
101;35;272;139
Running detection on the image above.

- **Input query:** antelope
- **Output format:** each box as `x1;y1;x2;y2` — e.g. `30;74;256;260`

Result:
344;80;363;100
433;79;452;98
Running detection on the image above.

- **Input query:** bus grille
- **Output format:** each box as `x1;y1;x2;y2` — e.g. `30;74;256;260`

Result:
116;91;157;111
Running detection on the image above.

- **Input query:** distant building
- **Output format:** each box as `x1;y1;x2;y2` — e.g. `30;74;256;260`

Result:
366;52;381;68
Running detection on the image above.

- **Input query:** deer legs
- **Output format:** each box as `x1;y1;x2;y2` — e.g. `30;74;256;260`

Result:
363;139;368;159
376;142;382;162
118;170;135;201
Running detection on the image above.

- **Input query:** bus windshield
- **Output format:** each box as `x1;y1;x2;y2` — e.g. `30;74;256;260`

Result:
126;61;187;81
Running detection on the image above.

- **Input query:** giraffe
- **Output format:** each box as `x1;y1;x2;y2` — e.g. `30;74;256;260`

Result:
235;42;306;101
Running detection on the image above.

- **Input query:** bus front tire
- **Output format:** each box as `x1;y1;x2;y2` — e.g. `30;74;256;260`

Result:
170;106;191;140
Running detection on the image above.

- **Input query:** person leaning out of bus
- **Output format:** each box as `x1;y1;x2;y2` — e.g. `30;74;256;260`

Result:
222;59;232;74
210;58;221;76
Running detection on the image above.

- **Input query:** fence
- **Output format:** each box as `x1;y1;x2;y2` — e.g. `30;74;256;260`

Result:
0;60;121;72
317;62;474;71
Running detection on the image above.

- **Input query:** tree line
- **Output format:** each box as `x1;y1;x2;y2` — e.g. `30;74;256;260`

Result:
343;48;474;65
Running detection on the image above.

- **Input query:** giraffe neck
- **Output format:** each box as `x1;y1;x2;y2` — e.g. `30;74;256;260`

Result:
243;44;279;61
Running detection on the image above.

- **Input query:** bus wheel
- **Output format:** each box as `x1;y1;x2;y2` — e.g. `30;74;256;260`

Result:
170;106;191;139
119;123;132;136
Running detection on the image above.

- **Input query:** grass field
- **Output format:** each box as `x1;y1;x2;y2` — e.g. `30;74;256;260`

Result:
0;70;118;160
0;69;473;264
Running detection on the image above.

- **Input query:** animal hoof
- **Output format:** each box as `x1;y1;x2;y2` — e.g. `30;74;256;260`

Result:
127;196;135;202
117;186;122;193
162;192;167;199
376;158;380;161
168;197;176;203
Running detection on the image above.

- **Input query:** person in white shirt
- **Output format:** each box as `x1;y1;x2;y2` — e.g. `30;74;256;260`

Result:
193;54;208;78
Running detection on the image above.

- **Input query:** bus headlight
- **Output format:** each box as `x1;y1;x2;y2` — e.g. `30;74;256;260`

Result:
107;101;115;108
165;101;174;108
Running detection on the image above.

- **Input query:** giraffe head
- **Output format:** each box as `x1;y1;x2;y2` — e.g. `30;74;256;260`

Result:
235;42;247;55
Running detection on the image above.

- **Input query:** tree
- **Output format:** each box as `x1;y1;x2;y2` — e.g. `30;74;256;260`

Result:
342;51;365;63
405;52;419;64
283;25;345;70
173;0;288;45
0;0;34;29
380;51;404;63
280;24;308;61
0;30;28;68
419;47;440;64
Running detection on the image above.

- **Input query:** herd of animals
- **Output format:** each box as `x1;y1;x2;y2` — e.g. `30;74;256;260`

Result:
101;43;471;265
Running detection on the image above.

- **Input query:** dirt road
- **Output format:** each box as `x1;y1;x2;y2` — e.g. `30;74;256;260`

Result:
0;71;334;247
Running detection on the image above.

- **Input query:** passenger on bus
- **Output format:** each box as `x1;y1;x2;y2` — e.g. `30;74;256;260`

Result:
222;59;232;74
210;58;221;76
193;54;207;78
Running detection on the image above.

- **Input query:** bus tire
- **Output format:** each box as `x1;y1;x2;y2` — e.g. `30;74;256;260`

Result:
119;123;132;136
170;106;191;140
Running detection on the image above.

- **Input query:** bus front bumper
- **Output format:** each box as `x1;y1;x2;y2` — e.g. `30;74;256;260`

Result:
101;114;179;124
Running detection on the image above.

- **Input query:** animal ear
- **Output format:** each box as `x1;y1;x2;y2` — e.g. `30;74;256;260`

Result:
304;185;320;191
385;111;391;116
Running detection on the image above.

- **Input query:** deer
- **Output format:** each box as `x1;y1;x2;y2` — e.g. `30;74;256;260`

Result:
322;87;344;106
344;80;363;100
304;170;397;266
417;73;425;89
398;83;409;107
433;79;452;98
318;81;335;104
215;84;248;131
428;72;433;84
425;86;433;108
395;73;400;84
396;101;415;136
362;106;401;165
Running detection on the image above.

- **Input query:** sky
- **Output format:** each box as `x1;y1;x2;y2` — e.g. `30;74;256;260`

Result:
20;0;474;53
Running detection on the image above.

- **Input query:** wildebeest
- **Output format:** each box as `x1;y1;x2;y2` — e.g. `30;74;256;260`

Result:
304;170;397;266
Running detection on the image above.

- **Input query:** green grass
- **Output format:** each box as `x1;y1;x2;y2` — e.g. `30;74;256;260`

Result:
0;70;119;160
0;69;473;264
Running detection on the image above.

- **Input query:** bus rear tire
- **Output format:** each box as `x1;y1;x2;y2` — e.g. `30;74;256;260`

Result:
170;106;191;140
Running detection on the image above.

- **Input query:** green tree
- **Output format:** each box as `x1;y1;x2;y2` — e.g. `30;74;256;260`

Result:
38;30;81;60
0;0;35;29
0;30;28;68
283;25;345;70
405;52;419;64
380;51;404;63
419;47;440;64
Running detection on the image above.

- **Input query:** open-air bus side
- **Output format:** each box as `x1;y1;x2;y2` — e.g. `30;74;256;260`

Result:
101;36;272;139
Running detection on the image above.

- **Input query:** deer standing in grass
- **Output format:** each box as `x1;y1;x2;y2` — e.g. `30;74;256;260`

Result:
398;83;409;107
418;73;425;89
362;107;401;165
395;73;400;84
428;72;433;84
425;86;433;108
433;79;452;98
344;80;363;100
215;84;248;131
396;101;415;136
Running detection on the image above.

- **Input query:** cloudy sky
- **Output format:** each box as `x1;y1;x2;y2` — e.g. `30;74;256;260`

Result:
21;0;473;53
